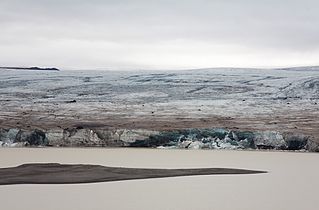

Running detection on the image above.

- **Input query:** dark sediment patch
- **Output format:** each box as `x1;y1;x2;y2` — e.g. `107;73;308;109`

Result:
0;163;267;185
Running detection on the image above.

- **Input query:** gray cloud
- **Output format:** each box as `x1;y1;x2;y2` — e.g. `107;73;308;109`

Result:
0;0;319;70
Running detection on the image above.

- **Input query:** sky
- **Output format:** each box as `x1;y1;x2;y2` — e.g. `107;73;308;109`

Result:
0;0;319;70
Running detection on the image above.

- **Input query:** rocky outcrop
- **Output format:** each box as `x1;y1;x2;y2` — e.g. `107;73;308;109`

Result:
0;127;318;152
0;66;59;71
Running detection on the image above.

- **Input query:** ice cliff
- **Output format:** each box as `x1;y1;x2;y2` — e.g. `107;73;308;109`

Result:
1;127;318;152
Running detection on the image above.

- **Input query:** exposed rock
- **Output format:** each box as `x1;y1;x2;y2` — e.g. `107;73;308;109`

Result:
0;66;59;71
65;100;77;103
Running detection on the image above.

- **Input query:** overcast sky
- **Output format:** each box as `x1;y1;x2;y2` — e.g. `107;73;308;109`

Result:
0;0;319;70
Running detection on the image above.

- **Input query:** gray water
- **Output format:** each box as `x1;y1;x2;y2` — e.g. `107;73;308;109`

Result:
0;148;318;210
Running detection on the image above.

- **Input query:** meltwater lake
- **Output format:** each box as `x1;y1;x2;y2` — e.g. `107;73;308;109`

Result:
0;148;318;210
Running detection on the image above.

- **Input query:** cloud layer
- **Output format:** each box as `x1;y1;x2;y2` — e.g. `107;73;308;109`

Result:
1;0;319;70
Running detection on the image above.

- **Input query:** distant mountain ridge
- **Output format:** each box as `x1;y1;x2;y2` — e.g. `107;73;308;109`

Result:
184;66;319;72
275;66;319;71
1;65;319;72
0;66;60;71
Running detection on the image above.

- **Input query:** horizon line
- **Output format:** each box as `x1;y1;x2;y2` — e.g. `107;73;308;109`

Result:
1;64;319;71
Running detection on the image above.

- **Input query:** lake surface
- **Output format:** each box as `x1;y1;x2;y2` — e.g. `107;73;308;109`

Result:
0;148;318;210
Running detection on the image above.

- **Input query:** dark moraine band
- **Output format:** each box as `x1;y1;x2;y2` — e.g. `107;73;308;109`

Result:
0;163;267;185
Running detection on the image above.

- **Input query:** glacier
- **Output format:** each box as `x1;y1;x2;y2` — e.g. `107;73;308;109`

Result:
1;67;319;151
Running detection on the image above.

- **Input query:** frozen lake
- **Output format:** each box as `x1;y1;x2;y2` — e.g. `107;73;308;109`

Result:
0;148;318;210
